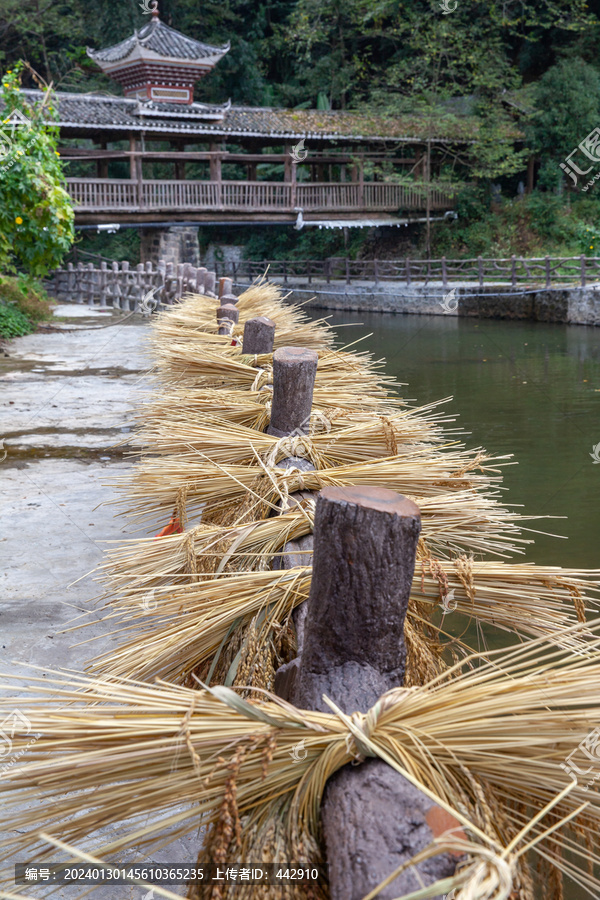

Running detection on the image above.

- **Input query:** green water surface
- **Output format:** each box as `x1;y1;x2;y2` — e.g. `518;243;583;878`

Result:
323;310;600;570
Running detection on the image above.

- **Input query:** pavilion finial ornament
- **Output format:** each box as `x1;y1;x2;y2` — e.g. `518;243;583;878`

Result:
139;0;158;14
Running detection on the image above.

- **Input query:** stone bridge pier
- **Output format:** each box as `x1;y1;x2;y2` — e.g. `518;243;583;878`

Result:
140;225;200;267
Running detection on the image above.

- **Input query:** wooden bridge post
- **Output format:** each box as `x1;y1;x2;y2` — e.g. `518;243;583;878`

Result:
242;317;276;354
441;256;448;289
581;254;587;288
266;347;318;438
477;256;484;287
511;255;517;288
291;486;460;900
545;256;551;289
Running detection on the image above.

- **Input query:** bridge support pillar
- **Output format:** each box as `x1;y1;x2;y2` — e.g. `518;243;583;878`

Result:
140;226;200;267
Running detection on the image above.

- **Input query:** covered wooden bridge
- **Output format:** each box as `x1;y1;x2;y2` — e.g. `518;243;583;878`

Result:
16;11;463;227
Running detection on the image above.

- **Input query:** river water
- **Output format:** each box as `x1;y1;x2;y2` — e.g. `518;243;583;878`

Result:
323;310;600;570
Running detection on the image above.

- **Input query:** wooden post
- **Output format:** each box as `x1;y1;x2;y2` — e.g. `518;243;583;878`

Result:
581;254;587;288
219;277;233;298
216;303;239;336
441;256;448;289
242;317;276;355
478;256;484;287
294;486;420;712
290;486;460;900
220;292;238;306
545;256;551;289
195;266;207;294
266;347;318;438
209;144;222;207
204;271;217;296
511;255;517;288
405;258;411;286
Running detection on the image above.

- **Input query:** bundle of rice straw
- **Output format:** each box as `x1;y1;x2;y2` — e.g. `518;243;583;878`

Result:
1;634;600;899
4;280;600;900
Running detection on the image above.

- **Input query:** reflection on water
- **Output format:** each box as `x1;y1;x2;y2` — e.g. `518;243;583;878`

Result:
323;310;600;569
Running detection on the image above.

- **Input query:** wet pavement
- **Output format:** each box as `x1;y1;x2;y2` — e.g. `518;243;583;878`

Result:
0;305;193;898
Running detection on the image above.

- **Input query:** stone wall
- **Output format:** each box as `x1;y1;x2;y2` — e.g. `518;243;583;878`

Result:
140;226;200;267
231;280;600;326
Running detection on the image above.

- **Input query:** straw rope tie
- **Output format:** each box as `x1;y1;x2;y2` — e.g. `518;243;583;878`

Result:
343;689;412;763
178;697;202;775
251;366;273;391
264;435;322;469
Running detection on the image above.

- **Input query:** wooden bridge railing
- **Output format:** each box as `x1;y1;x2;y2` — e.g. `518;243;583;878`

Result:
65;178;455;213
224;255;600;288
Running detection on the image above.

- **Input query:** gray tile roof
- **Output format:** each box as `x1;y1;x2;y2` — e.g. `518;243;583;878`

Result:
13;90;492;144
87;16;229;63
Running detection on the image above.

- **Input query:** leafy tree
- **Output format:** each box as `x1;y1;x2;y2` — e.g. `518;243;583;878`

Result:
529;58;600;190
0;62;74;276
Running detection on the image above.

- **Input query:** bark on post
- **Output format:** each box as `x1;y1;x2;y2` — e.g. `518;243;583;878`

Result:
267;347;318;438
216;303;239;336
242;317;276;355
294;486;419;711
290;486;460;900
266;346;318;676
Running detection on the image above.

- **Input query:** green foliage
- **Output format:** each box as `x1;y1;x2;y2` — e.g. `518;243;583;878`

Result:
0;302;32;337
0;273;53;337
0;62;74;276
529;58;600;177
73;228;141;266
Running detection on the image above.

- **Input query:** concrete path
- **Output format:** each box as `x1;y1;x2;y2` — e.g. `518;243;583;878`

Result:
1;306;196;898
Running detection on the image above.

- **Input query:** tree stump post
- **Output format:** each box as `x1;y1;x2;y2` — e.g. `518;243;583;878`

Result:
219;276;233;298
216;303;239;336
242;317;276;355
266;347;318;438
204;271;217;297
290;486;461;900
